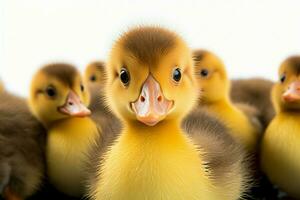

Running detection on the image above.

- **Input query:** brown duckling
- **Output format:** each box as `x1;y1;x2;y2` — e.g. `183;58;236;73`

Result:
231;78;275;129
0;90;46;200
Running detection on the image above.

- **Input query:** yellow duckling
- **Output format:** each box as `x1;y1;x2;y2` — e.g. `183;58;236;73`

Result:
261;56;300;198
84;61;106;88
193;49;260;151
88;26;250;200
28;63;99;197
231;78;275;129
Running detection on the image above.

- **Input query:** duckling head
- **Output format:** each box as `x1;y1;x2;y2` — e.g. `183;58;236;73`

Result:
272;56;300;112
84;61;106;88
29;63;91;126
193;50;229;104
105;26;198;127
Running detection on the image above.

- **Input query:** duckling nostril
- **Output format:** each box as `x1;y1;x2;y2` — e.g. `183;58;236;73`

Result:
157;96;162;102
140;96;145;102
68;102;74;106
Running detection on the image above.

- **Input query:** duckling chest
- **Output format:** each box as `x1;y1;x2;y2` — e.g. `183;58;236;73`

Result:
47;117;99;196
94;132;220;200
261;115;300;193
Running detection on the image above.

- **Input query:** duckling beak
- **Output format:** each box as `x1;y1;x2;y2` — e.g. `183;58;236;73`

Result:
131;75;174;126
282;81;300;102
58;91;91;117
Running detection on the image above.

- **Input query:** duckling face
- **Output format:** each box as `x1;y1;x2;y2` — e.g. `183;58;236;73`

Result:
84;61;106;87
105;27;198;126
193;50;229;103
29;63;91;125
272;56;300;111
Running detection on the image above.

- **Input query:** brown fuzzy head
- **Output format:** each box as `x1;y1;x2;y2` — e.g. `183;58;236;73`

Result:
84;61;106;87
29;63;91;126
105;26;198;126
193;49;230;104
272;55;300;112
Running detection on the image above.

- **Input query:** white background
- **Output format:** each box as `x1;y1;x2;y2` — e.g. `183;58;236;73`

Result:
1;0;300;96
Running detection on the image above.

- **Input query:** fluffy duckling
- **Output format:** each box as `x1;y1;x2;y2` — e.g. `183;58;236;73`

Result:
84;60;122;132
0;90;46;200
231;78;275;128
193;49;261;151
88;26;250;200
261;56;300;198
28;63;99;197
84;61;106;88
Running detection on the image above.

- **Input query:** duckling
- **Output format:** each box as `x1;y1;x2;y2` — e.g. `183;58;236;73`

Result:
231;78;275;128
193;49;261;151
84;60;122;131
88;26;250;200
28;63;99;197
84;61;106;88
261;55;300;198
0;90;46;200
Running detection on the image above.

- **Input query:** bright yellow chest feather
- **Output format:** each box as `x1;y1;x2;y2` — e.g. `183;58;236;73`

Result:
47;117;99;196
261;114;300;198
208;102;259;151
93;125;223;200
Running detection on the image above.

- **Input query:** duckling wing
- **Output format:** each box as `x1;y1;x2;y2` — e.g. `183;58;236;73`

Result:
182;108;252;199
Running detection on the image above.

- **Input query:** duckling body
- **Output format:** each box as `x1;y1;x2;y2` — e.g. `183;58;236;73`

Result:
95;123;221;200
261;113;300;197
231;78;275;128
47;117;98;196
0;91;46;200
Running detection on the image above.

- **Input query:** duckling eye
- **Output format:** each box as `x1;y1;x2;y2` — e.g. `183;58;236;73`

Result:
200;69;209;77
90;75;96;82
172;68;181;82
46;86;56;97
280;74;286;83
80;84;85;92
120;68;130;86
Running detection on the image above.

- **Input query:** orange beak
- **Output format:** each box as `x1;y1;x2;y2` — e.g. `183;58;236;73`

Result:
58;91;91;117
131;75;174;126
282;81;300;102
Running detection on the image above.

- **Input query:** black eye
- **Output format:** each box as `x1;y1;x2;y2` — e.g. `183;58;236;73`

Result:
172;68;181;82
120;68;130;86
200;69;209;77
80;84;85;92
280;74;286;83
90;75;96;82
46;86;56;97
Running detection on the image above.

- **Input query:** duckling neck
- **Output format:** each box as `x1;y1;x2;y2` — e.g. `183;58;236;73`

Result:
125;120;182;137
